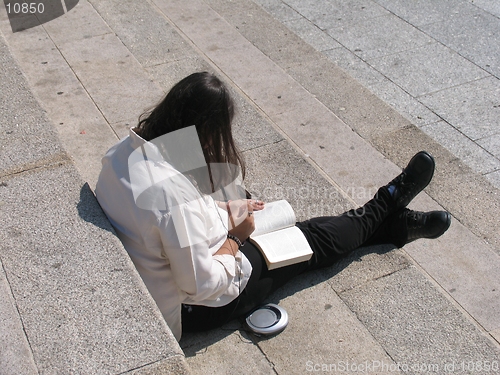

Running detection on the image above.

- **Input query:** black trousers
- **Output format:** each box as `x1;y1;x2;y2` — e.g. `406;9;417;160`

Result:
182;187;401;333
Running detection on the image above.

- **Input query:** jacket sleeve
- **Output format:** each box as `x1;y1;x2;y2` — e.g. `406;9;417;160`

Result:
158;197;242;303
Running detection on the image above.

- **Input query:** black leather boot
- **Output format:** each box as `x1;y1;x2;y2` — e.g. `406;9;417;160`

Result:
388;151;435;209
361;207;451;248
404;209;451;243
391;209;451;247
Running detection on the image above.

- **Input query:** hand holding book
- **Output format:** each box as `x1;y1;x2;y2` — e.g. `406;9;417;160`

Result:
227;200;256;244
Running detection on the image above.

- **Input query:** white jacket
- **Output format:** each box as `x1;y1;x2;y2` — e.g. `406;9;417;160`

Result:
95;128;251;341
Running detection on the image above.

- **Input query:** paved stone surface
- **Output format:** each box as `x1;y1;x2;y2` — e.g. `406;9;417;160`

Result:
256;276;397;375
244;140;352;221
403;219;500;332
420;120;500;175
256;0;500;189
0;11;190;372
419;76;500;142
374;0;480;26
367;42;489;98
340;266;500;372
0;33;66;176
87;0;193;69
0;13;119;188
182;327;276;375
421;9;500;78
0;260;38;375
0;165;189;374
328;14;433;61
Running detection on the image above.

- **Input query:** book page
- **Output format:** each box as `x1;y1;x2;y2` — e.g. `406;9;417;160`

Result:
252;200;296;237
251;226;312;269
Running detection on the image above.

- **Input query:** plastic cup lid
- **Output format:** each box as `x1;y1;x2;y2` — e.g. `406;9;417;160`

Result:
246;303;288;335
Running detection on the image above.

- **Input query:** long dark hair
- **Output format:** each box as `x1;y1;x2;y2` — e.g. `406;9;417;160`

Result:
136;72;245;193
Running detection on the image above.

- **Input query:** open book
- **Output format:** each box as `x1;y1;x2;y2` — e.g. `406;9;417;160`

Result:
249;200;313;270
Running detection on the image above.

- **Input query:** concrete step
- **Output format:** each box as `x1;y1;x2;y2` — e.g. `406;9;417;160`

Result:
0;20;190;375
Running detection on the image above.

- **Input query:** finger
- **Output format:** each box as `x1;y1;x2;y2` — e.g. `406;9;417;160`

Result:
228;201;243;227
239;201;251;216
248;215;255;231
228;210;236;230
230;202;250;227
229;200;246;216
252;200;265;210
